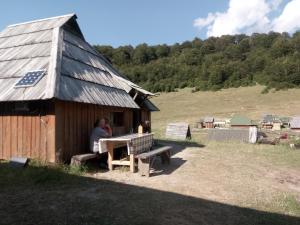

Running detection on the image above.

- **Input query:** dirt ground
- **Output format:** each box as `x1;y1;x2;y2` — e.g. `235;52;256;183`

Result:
89;140;300;216
1;140;300;225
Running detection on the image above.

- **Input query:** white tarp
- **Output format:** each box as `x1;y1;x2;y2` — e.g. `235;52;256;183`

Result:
249;126;258;143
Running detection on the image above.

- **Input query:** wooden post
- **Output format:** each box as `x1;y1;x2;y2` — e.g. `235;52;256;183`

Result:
107;142;114;171
130;154;135;173
138;124;143;134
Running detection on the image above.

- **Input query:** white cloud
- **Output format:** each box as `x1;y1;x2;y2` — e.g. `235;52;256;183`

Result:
194;13;217;29
272;0;300;33
194;0;300;37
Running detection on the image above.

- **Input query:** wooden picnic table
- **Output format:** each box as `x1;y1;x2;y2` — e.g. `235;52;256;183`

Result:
99;133;154;172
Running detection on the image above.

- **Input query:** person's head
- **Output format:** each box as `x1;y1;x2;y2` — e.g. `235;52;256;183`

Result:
94;118;106;128
145;120;150;127
94;119;100;128
99;118;106;128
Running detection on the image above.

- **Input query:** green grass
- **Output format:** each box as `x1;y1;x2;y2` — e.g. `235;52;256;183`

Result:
0;160;86;188
149;86;300;220
204;140;300;169
151;85;300;137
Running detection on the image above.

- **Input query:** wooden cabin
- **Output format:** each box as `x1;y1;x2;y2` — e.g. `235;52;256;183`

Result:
213;118;226;128
261;114;274;129
203;117;214;128
0;14;158;163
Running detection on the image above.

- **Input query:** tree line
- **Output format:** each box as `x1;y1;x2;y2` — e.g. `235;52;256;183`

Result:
94;32;300;93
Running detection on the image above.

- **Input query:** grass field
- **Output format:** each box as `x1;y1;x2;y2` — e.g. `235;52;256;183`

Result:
1;86;300;225
151;85;300;137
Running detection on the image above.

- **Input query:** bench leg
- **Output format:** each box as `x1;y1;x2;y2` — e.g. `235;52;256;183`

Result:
166;150;171;164
71;158;81;166
138;158;150;177
160;150;171;164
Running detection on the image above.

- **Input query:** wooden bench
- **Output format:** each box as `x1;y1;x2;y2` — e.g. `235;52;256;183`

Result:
135;146;171;177
70;153;97;166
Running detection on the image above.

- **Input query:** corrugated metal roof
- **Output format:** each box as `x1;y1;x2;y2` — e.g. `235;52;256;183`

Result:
0;14;158;109
142;99;159;111
262;114;274;123
204;117;214;123
230;115;255;126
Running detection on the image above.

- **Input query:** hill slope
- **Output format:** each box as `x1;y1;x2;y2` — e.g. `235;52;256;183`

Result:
95;32;300;93
151;86;300;135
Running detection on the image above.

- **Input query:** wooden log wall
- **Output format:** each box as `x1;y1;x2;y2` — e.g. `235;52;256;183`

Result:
141;109;150;122
0;100;140;163
0;101;56;162
55;100;133;163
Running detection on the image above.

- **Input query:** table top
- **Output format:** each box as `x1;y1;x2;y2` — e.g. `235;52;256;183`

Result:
100;133;154;142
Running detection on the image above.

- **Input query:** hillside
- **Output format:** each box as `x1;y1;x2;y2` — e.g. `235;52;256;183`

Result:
95;32;300;93
150;86;300;135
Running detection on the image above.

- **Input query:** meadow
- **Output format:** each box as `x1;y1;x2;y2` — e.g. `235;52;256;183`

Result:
151;85;300;137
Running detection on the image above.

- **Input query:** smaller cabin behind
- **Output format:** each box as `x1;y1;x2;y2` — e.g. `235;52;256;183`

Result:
203;117;214;128
230;115;256;128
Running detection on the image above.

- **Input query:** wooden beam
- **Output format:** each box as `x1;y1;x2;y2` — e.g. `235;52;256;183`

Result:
133;92;138;101
111;160;130;166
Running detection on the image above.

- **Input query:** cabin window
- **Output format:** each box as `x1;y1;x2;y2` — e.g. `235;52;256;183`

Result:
112;112;124;127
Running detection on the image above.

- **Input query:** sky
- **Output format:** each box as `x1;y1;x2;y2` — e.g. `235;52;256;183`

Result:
0;0;299;47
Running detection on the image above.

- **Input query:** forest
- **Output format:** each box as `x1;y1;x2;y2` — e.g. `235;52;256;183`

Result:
94;32;300;93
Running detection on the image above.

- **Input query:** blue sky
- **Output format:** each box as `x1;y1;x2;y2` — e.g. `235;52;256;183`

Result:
0;0;226;47
0;0;299;47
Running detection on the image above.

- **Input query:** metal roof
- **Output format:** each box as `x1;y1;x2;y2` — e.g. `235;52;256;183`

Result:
262;114;274;123
230;115;255;126
0;14;155;109
204;117;214;123
141;98;160;112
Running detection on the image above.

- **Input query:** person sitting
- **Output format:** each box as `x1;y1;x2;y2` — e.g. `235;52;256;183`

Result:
90;118;112;153
143;120;151;133
103;118;113;136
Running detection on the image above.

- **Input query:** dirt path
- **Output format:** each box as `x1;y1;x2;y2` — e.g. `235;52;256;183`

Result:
88;142;300;211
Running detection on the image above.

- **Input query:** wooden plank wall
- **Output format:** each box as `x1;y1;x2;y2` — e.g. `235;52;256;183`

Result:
0;102;56;162
141;109;151;123
141;109;151;131
165;123;191;140
0;100;143;163
55;100;133;163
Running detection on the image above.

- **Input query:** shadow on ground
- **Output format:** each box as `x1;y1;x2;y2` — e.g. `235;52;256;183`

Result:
86;139;203;176
146;139;204;176
0;163;299;225
150;157;186;176
138;139;203;176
